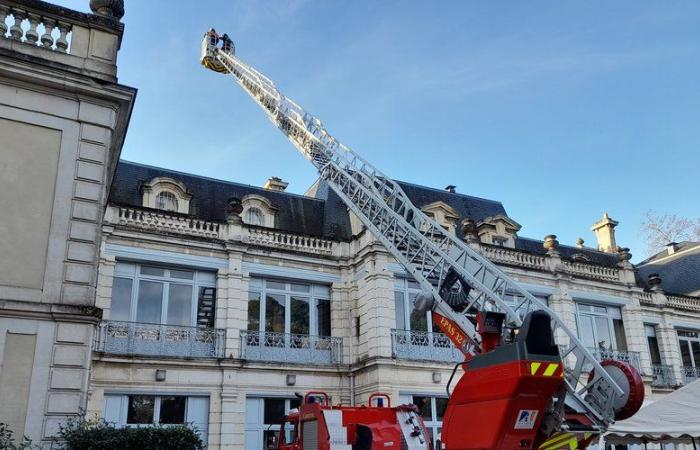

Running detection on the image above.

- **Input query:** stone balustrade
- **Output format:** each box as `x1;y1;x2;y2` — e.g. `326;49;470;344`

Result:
116;206;222;239
480;245;548;270
247;227;334;256
666;295;700;312
638;292;654;306
0;1;71;52
480;245;623;282
0;0;123;81
561;260;620;282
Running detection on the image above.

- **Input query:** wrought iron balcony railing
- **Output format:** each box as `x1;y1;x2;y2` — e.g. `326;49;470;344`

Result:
651;364;675;388
589;348;642;372
390;329;464;363
240;331;342;365
96;321;225;359
682;366;700;384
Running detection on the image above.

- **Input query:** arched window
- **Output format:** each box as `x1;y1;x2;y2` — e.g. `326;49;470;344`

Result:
246;207;264;226
156;191;178;212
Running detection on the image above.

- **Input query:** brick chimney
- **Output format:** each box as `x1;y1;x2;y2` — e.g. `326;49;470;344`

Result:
263;176;288;192
590;212;618;253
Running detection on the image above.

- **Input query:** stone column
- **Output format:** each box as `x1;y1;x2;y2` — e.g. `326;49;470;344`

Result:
217;248;246;359
218;385;245;449
355;250;395;360
547;287;576;348
620;298;648;375
657;314;682;385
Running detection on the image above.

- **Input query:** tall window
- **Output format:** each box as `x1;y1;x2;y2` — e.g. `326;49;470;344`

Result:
394;278;430;332
645;324;662;366
111;262;216;327
246;207;264;226
678;330;700;369
400;394;446;444
575;303;627;351
155;191;178;212
247;279;331;336
245;397;300;450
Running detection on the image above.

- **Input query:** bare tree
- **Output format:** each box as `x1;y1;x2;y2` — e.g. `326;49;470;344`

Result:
641;211;700;256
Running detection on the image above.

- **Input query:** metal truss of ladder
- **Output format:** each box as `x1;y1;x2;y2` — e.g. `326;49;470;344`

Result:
202;38;624;428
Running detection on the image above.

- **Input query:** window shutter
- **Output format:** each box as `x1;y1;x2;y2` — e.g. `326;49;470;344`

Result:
197;287;216;328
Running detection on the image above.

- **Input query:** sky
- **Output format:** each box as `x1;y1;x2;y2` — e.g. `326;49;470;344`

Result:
60;1;699;260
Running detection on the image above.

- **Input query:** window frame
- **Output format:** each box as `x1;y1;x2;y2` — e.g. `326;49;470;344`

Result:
678;329;700;368
575;302;625;351
394;278;432;333
645;324;662;366
112;262;216;327
247;278;331;337
402;394;447;444
155;191;179;212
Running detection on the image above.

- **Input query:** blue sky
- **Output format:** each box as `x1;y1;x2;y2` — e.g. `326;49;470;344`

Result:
62;1;699;259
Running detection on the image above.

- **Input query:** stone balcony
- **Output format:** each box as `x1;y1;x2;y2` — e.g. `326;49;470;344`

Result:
240;331;343;365
95;320;225;359
0;0;123;82
390;329;464;363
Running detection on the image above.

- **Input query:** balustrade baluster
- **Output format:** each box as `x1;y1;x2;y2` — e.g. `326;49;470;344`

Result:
40;17;55;48
55;21;70;52
25;13;39;44
9;8;25;41
0;5;9;37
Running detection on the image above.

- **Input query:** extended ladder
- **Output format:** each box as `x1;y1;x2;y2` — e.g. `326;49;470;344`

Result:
200;36;624;429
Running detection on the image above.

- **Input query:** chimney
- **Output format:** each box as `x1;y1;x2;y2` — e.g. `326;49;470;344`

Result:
445;185;456;193
263;177;288;192
666;242;679;255
590;212;619;253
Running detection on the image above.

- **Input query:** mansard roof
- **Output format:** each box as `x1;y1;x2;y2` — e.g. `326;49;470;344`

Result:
110;160;346;239
109;160;624;268
636;242;700;296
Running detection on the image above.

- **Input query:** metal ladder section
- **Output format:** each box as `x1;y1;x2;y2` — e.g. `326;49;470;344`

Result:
202;38;623;428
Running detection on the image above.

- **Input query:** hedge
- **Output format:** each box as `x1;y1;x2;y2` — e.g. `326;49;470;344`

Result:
57;419;204;450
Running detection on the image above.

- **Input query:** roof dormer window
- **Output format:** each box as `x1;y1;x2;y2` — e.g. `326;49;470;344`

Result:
156;191;178;212
241;195;277;228
141;177;192;214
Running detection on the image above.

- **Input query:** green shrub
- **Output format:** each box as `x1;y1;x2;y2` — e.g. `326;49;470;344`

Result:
57;418;204;450
0;423;35;450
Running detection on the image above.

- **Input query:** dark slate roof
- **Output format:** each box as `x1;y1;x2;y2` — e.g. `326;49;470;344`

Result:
110;160;625;269
514;237;621;268
110;160;345;239
307;179;509;241
636;242;700;296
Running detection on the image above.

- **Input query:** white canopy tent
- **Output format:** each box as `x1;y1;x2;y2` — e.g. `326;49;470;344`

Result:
605;380;700;448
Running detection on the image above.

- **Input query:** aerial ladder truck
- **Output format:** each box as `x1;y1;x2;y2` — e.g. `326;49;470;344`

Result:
200;32;644;450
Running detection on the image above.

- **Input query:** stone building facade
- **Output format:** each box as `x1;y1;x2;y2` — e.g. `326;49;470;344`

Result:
1;1;698;449
0;0;135;445
86;160;700;449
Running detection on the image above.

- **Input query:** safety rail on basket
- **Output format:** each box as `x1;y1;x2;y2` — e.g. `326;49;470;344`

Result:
304;391;330;406
368;392;392;408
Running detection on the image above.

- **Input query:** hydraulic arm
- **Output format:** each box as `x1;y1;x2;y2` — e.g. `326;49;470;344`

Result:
200;33;639;445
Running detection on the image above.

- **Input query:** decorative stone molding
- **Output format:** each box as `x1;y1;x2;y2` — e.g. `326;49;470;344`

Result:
476;214;521;248
241;194;277;228
460;218;479;243
89;0;124;19
115;206;221;239
141;177;192;214
246;228;334;256
543;234;560;255
421;201;459;235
